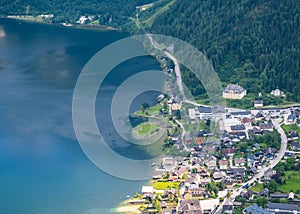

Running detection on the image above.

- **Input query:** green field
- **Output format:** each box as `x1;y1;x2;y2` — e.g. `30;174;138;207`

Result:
154;181;180;190
137;122;159;135
250;183;264;192
279;171;300;192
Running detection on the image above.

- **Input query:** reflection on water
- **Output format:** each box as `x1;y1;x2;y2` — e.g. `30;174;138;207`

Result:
0;25;5;37
0;18;161;214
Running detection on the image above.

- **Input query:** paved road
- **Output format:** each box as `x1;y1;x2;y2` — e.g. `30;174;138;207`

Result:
214;119;288;213
146;33;186;100
174;119;189;152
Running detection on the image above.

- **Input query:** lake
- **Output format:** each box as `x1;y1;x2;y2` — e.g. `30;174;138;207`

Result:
0;18;162;214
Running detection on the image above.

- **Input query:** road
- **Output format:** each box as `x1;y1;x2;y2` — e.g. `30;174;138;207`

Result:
146;33;186;100
147;33;291;214
174;119;189;152
214;119;288;213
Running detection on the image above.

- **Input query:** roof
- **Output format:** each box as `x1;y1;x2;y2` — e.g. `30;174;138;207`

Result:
258;188;269;197
198;106;212;114
199;199;219;211
242;117;252;123
222;148;235;155
234;158;245;164
178;199;202;213
270;193;288;198
141;186;154;193
230;124;246;131
268;202;300;211
224;84;246;94
223;205;233;211
254;100;264;104
231;111;251;116
188;109;196;120
219;160;228;165
244;204;270;214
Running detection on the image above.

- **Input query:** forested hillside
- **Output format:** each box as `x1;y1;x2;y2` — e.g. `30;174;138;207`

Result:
149;0;300;101
0;0;153;26
1;0;299;101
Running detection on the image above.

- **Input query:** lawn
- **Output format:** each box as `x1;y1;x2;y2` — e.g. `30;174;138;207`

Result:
144;0;175;27
134;104;162;117
250;183;264;192
281;124;300;134
137;122;159;135
154;181;180;190
279;171;300;193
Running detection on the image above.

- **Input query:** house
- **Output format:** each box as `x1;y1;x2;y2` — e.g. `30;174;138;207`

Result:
198;107;213;120
270;193;289;199
219;160;228;170
230;111;252;119
268;202;300;213
258;188;269;197
188;108;196;120
223;205;234;214
259;123;274;131
195;137;205;145
226;168;245;180
290;131;299;140
152;170;166;180
199;199;219;214
177;199;202;214
222;148;235;157
264;147;277;159
141;186;154;198
292;142;300;151
247;154;255;168
190;189;205;198
164;188;177;200
206;157;217;170
234;158;245;167
243;204;270;214
271;87;285;97
254;100;264;107
242;190;254;200
185;174;200;189
213;171;224;180
255;112;265;121
157;94;165;103
253;127;263;135
171;103;181;112
201;178;211;187
242;117;252;127
223;84;247;99
230;124;246;132
264;168;276;182
288;114;297;123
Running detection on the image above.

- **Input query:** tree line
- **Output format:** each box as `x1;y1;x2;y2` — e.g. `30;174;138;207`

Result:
149;0;300;101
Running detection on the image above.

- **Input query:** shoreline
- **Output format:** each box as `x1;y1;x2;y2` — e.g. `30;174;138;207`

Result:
112;199;142;214
3;16;120;32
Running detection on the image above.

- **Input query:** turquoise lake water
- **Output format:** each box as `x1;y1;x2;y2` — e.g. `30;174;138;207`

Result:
0;18;161;213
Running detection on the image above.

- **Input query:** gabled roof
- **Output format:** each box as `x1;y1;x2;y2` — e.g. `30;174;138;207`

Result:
268;202;300;211
198;106;212;114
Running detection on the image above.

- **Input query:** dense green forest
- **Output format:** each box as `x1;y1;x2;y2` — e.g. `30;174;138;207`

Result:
0;0;154;26
1;0;299;101
149;0;300;101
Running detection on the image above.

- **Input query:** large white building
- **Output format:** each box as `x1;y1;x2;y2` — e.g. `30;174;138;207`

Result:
223;84;247;99
271;87;285;97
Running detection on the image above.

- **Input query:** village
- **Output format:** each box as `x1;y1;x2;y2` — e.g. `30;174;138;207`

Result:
121;58;300;214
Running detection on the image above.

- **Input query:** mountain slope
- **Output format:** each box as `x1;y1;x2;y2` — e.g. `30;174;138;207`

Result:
149;0;300;101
